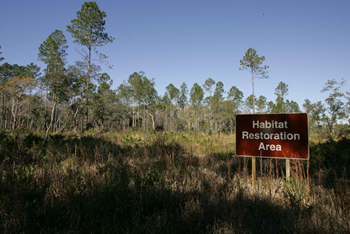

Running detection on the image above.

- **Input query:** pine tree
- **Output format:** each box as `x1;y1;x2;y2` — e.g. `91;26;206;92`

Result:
38;30;71;140
67;1;114;125
239;48;269;114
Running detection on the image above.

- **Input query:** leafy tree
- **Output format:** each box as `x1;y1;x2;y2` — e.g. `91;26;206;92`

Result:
160;92;171;106
129;72;157;109
0;63;40;130
303;99;327;136
67;1;114;124
239;48;269;113
140;75;157;130
38;30;67;73
303;99;326;132
98;72;111;84
116;81;134;128
285;100;300;113
67;1;114;74
166;83;180;104
203;78;216;105
165;84;180;130
274;81;289;113
127;72;143;106
91;73;117;129
256;95;268;113
245;94;257;113
65;61;99;131
178;82;188;110
275;81;289;97
267;101;275;113
118;73;142;128
0;62;14;83
68;61;101;97
141;75;157;106
0;62;40;83
190;83;204;109
202;78;218;130
212;81;225;104
227;86;244;111
312;101;327;128
67;60;102;128
190;83;204;130
269;82;300;114
1;76;37;130
117;81;133;106
121;72;157;130
157;92;171;130
274;96;283;113
225;86;244;132
38;30;72;139
175;82;189;130
211;81;225;131
321;78;347;137
303;98;313;114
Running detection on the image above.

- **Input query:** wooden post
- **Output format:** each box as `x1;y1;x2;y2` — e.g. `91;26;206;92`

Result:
252;157;256;188
307;159;310;186
286;159;290;179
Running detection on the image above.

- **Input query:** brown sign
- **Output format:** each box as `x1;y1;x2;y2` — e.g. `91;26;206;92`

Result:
236;113;309;159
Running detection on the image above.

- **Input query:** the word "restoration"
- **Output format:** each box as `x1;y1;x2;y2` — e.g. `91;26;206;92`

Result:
242;131;300;141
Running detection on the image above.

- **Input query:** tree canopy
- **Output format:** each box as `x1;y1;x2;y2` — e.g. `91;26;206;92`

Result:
240;48;269;113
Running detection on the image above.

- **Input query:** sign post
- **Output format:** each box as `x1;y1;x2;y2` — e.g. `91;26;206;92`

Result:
236;113;309;179
286;159;290;178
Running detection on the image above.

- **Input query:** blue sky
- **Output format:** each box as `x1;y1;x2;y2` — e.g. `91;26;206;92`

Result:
1;0;349;109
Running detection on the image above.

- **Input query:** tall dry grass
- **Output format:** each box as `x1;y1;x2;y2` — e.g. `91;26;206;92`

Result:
0;129;349;233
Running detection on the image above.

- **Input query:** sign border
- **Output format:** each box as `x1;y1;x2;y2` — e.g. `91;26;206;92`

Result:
235;113;309;160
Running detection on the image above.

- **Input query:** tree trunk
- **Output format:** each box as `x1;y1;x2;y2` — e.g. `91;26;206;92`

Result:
45;101;56;142
251;71;256;188
143;104;146;130
252;73;255;114
86;43;92;127
149;112;155;130
11;98;18;130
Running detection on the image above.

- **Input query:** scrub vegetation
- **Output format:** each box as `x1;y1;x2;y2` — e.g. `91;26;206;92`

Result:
0;129;349;233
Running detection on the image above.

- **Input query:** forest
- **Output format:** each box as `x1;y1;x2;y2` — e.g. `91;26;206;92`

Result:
1;46;349;139
0;1;349;233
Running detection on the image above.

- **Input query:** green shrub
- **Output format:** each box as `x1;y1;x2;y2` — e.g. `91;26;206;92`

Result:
283;176;307;208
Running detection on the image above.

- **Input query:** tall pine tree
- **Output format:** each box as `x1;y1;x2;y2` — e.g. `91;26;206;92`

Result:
38;30;71;140
67;1;114;125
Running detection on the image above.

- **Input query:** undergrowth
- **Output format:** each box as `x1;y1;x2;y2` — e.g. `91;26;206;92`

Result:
0;129;349;233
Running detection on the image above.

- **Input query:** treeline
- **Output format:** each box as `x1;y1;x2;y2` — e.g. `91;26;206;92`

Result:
1;62;348;136
0;2;349;138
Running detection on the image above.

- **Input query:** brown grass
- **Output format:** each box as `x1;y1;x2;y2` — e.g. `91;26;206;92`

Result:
0;130;349;233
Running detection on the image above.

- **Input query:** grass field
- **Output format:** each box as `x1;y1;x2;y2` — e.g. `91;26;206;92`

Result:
0;129;349;233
